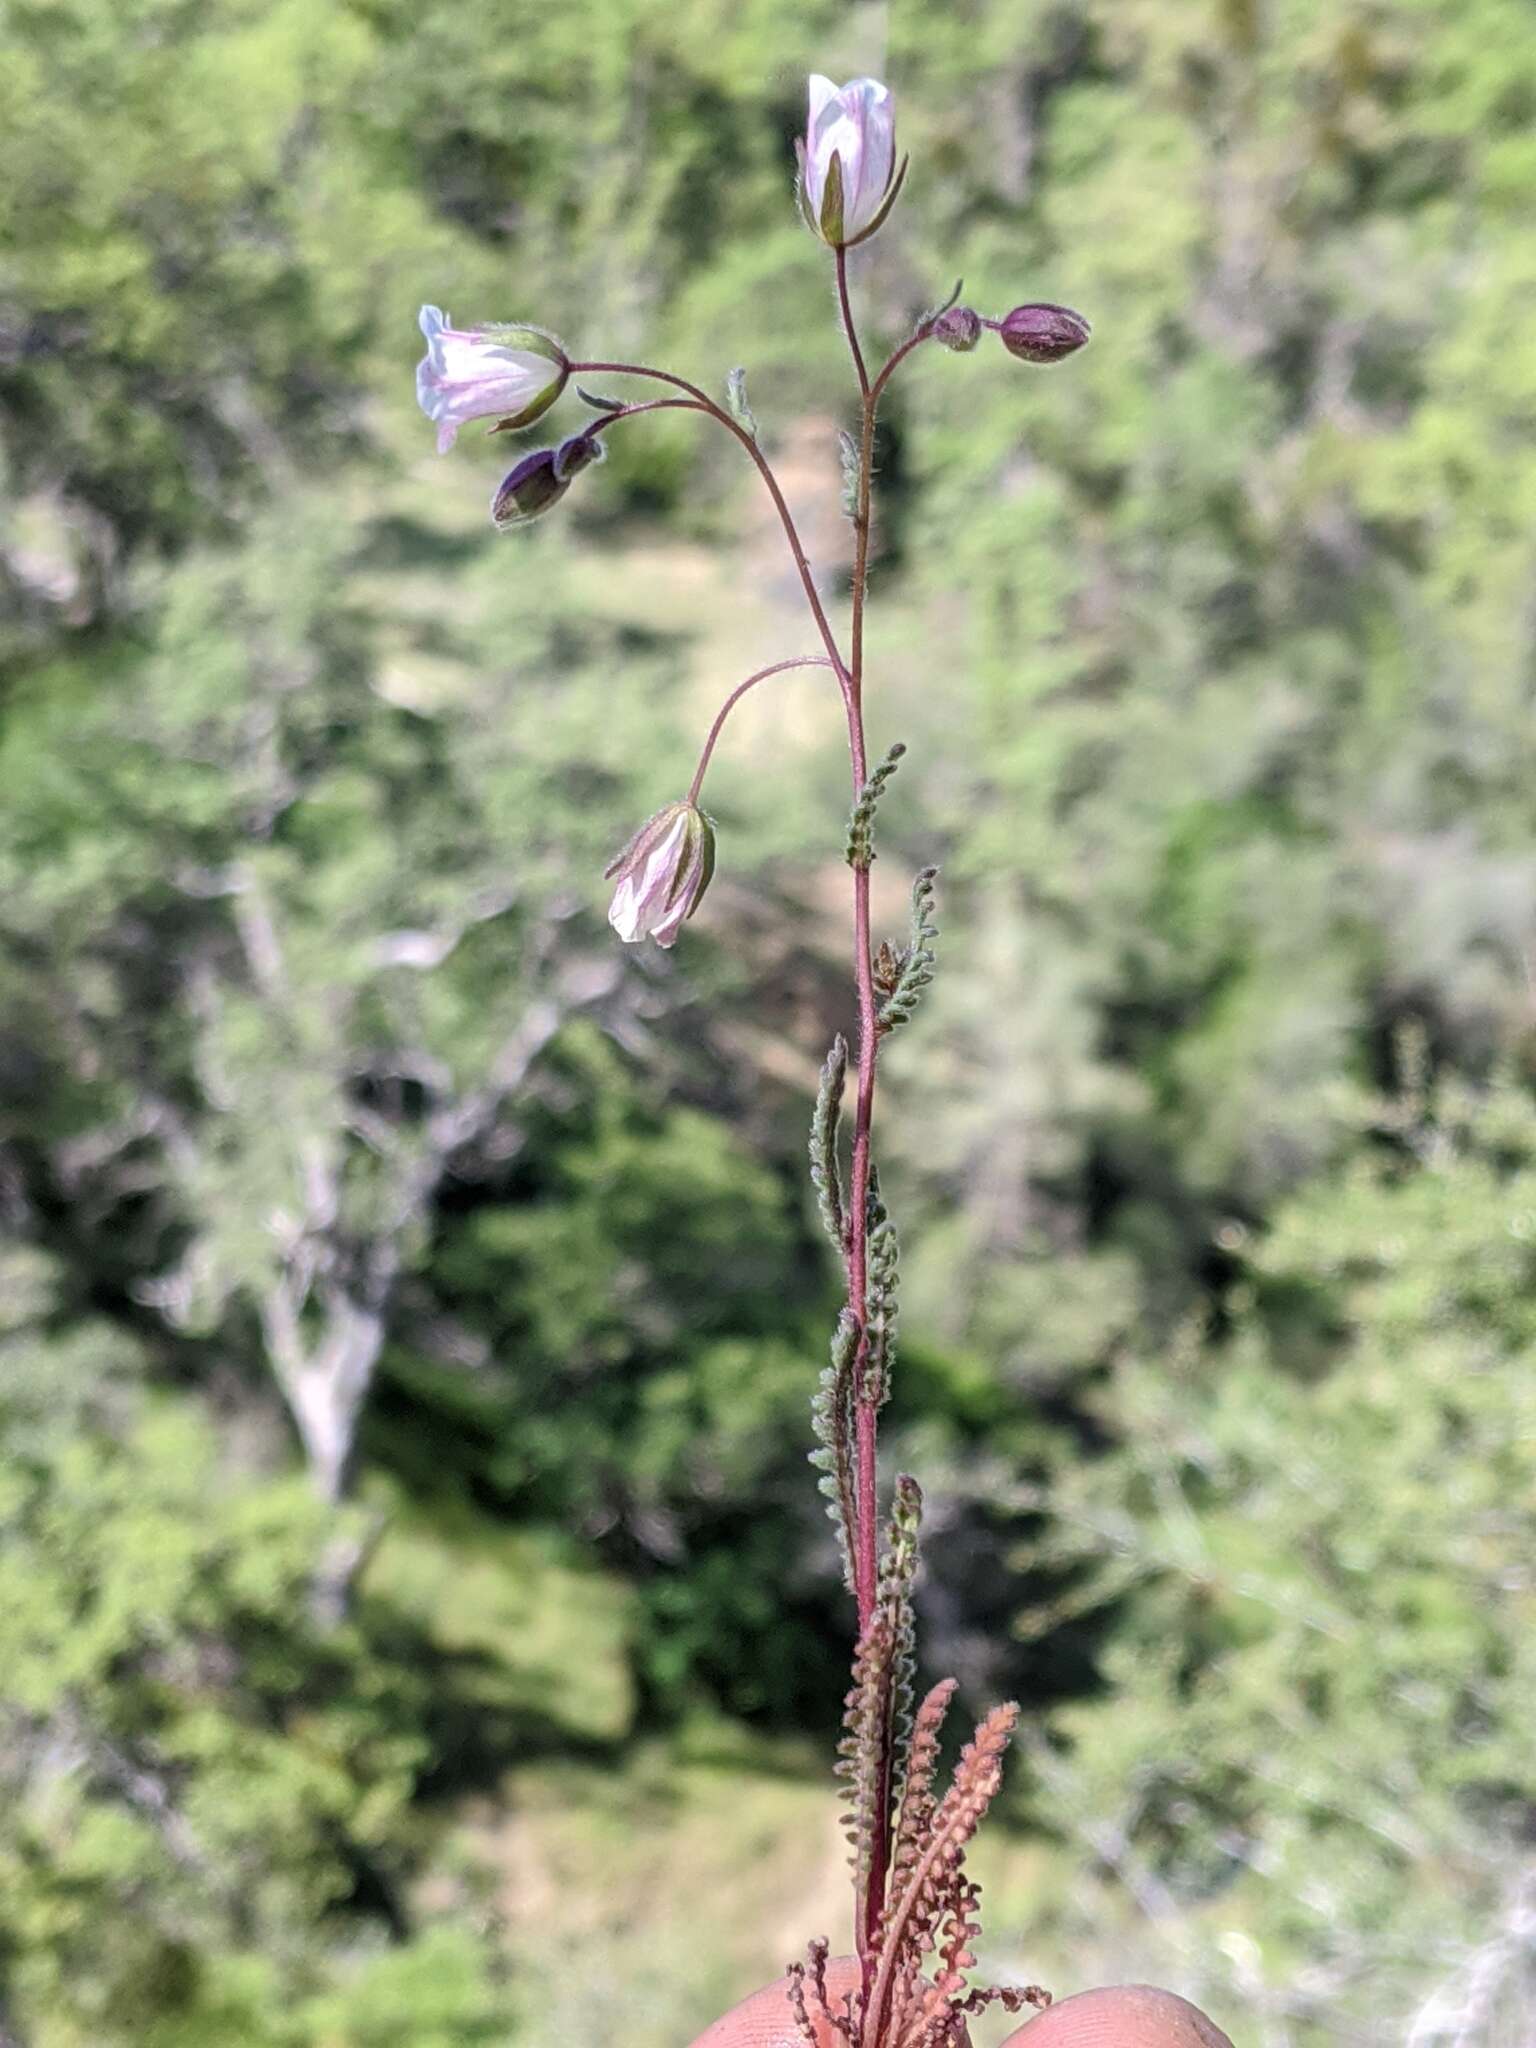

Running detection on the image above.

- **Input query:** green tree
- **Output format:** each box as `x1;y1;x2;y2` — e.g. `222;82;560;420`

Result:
0;1250;505;2048
1023;1065;1536;2041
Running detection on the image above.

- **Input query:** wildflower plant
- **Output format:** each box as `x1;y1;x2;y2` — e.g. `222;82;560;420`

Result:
418;69;1230;2048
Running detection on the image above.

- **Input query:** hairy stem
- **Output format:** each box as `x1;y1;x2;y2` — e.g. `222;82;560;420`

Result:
572;360;850;687
838;257;889;1963
871;324;934;406
685;656;837;805
586;317;914;1962
583;395;709;433
836;246;872;400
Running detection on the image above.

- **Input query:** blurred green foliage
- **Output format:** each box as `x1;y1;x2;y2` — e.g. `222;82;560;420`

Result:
3;0;1535;2041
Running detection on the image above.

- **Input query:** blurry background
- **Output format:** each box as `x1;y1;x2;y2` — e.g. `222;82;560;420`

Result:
3;0;1535;2042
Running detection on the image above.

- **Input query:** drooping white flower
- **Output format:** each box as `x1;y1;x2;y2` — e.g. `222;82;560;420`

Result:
415;305;569;453
605;802;717;948
796;76;905;248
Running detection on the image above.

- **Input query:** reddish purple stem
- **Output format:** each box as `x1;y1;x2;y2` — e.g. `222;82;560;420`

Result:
685;657;838;805
586;312;941;1969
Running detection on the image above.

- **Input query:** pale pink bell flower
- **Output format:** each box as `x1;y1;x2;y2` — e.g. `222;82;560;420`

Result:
797;75;905;248
605;801;717;948
415;305;569;452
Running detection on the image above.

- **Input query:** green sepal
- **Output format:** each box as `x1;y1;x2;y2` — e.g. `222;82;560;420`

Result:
819;149;845;247
478;324;570;432
922;277;965;327
684;809;717;920
794;157;820;237
843;152;909;250
482;322;569;366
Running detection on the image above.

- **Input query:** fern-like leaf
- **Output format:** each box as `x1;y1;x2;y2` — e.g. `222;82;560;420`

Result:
810;1034;848;1252
804;1937;856;2043
785;1960;821;2048
836;1609;896;1898
810;1310;860;1593
726;366;759;439
839;427;862;518
846;743;906;869
862;1168;899;1408
835;1479;924;1919
957;1984;1053;2019
934;1872;982;1996
890;1677;957;1898
865;1702;1020;2048
880;1474;923;1796
877;867;939;1036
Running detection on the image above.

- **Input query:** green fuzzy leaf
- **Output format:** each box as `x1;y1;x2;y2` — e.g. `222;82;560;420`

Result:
880;1474;923;1781
878;866;940;1036
834;1477;924;1902
725;367;758;440
846;743;907;869
810;1034;848;1253
861;1168;899;1408
838;428;861;519
810;1309;859;1595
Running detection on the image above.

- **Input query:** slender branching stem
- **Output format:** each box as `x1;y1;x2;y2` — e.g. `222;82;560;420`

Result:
588;308;931;1965
572;360;850;689
836;246;872;400
686;656;838;805
836;255;891;1965
583;396;710;434
871;325;934;406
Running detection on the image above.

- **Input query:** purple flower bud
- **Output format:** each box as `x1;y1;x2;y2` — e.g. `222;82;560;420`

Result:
490;433;604;530
604;801;717;949
931;305;982;353
416;306;569;452
796;75;907;248
996;302;1092;364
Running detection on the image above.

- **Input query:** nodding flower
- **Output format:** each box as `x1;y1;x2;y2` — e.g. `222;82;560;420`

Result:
490;433;605;530
415;305;569;452
604;801;717;948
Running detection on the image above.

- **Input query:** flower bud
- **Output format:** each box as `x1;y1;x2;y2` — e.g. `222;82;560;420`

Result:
416;305;569;452
796;75;907;249
605;800;717;949
931;304;982;353
997;302;1092;364
490;433;604;530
